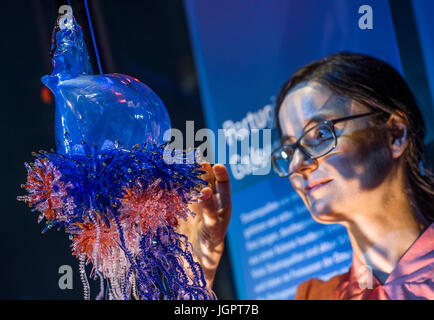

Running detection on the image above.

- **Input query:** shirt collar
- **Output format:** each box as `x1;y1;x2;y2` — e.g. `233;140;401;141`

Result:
337;223;434;299
384;222;434;284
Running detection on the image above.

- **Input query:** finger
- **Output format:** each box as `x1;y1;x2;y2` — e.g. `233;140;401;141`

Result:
213;164;231;218
213;164;229;183
199;195;219;227
200;186;213;200
200;162;216;191
189;186;212;214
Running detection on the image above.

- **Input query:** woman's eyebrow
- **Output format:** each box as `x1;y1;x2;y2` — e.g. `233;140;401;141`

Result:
301;95;349;130
281;113;332;144
279;95;349;144
302;114;330;131
280;134;295;144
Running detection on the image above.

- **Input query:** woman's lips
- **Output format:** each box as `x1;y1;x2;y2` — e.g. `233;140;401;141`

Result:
304;179;333;195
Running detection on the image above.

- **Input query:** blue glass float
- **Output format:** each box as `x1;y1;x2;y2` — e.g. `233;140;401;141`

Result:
42;15;171;155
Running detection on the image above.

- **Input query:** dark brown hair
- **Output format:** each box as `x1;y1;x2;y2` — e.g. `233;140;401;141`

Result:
275;52;434;223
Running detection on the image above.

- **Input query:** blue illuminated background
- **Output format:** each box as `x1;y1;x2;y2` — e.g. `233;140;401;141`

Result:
184;0;434;299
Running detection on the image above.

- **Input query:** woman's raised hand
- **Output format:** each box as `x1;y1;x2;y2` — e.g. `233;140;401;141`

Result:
176;162;232;289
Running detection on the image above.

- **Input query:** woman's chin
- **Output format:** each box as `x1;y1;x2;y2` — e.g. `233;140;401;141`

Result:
307;199;342;224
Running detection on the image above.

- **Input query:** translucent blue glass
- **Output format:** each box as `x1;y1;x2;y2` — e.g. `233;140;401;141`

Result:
42;16;171;155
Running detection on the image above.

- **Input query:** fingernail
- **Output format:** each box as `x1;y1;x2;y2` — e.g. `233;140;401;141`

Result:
201;188;212;199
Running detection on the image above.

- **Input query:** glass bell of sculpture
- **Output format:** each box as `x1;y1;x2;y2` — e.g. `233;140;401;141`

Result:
42;15;171;155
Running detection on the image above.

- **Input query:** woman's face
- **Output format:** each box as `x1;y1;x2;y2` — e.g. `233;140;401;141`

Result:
278;81;392;224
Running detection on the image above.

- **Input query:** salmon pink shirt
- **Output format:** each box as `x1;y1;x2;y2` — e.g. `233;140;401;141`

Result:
295;223;434;300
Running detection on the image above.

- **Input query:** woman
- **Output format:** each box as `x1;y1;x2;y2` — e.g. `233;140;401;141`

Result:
177;52;434;299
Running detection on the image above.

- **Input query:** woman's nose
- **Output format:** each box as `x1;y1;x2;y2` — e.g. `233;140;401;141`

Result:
289;147;317;176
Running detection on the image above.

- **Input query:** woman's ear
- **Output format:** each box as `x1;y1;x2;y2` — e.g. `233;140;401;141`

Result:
385;111;409;159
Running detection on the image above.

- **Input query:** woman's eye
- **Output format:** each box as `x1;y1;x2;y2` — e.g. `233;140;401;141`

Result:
302;126;332;147
316;128;328;139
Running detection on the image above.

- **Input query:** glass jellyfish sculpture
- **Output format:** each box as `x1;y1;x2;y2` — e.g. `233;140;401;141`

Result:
17;10;212;300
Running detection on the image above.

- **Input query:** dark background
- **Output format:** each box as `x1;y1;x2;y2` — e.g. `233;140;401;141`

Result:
1;0;433;300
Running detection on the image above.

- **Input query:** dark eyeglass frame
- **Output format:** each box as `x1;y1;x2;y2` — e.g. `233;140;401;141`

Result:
271;111;382;177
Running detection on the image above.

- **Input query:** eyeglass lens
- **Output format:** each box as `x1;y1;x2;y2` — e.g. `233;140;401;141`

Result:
272;123;335;176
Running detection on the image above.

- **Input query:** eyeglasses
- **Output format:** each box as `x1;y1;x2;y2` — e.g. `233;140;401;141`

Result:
271;111;381;177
